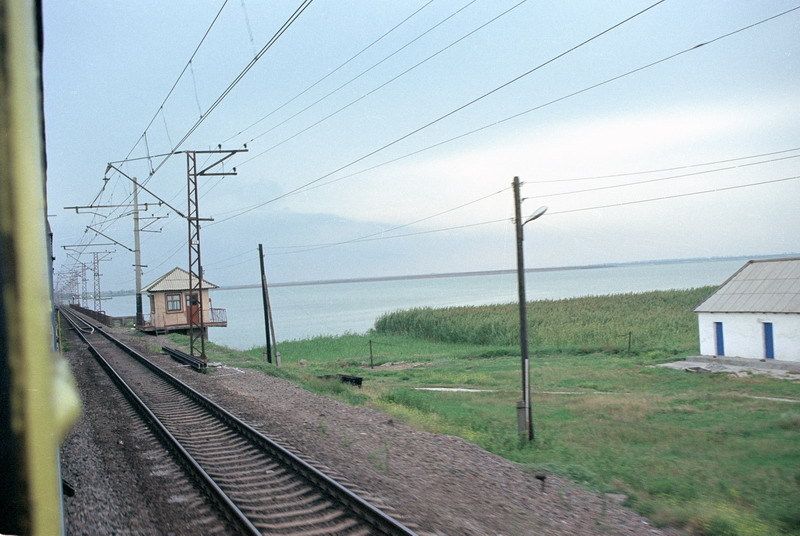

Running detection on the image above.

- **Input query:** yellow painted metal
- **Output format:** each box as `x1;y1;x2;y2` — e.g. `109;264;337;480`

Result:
1;1;81;533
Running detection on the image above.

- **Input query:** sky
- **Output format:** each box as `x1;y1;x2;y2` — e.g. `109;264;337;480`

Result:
43;0;800;292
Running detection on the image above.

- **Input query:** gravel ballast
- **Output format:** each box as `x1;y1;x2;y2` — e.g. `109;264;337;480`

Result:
60;329;232;535
106;328;678;536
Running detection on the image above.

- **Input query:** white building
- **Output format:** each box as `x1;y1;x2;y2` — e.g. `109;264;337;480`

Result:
694;258;800;362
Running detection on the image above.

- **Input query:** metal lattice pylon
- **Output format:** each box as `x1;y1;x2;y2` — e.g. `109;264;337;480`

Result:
80;264;88;308
186;151;205;362
92;252;101;312
185;148;246;364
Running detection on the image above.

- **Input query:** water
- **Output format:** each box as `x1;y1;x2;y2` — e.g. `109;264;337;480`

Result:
100;258;743;350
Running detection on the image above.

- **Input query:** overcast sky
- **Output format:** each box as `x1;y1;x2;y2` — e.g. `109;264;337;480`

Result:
44;0;800;291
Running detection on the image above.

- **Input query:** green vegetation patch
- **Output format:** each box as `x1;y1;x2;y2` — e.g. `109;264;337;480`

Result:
189;287;800;535
374;286;714;354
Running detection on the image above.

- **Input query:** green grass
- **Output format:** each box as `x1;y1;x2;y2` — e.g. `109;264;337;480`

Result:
169;287;800;535
374;286;714;354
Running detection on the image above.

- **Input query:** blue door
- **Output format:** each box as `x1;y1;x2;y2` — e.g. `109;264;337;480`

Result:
714;322;724;356
764;322;774;359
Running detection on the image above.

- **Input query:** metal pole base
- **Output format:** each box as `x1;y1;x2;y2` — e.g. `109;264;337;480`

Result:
517;400;528;442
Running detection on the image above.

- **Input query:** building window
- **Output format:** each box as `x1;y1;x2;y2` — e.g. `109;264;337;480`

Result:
166;293;182;312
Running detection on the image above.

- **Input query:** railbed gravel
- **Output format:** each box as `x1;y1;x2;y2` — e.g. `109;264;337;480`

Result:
108;327;680;536
60;328;233;535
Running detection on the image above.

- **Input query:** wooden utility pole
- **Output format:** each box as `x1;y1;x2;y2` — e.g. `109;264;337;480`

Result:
268;289;280;367
258;243;272;364
258;244;280;367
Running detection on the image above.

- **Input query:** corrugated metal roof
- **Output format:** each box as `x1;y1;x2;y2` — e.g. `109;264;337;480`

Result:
144;267;218;292
695;258;800;313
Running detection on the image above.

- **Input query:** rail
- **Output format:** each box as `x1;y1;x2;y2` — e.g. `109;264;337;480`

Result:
162;346;207;371
59;306;416;536
60;307;258;535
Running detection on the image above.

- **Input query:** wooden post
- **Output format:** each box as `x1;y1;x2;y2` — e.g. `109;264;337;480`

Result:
258;244;272;364
369;339;374;368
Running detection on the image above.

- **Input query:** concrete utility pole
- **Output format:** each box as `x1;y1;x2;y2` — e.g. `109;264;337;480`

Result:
133;180;144;326
63;248;114;313
66;189;166;326
512;176;547;442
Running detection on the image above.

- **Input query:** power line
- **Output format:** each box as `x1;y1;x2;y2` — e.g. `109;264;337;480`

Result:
117;0;231;170
119;174;800;276
546;174;799;215
238;0;526;166
88;0;314;245
93;4;800;280
145;186;509;270
166;169;800;266
263;174;800;255
270;218;512;255
205;253;260;272
77;0;228;231
241;0;486;147
205;0;483;198
221;0;435;143
525;154;800;199
211;0;667;225
268;186;510;252
108;151;177;165
291;6;800;197
142;240;186;277
140;0;315;188
532;146;800;183
204;246;257;266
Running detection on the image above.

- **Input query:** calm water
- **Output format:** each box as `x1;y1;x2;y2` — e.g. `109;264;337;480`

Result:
101;259;743;350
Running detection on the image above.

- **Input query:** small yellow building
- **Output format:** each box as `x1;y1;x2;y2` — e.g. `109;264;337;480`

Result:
141;267;226;334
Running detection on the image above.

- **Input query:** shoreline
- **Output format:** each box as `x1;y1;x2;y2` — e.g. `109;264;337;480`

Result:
103;252;796;296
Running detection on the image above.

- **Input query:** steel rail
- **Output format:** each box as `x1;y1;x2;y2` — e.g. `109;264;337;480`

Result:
162;345;207;371
60;306;417;536
60;307;258;535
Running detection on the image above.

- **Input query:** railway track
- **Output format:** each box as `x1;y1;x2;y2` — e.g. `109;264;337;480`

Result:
60;307;417;536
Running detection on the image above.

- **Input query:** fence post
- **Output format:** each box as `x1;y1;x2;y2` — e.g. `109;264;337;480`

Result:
627;331;632;353
369;339;374;368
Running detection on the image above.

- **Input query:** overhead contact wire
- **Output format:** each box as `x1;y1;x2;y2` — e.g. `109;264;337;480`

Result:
211;0;667;225
221;0;435;143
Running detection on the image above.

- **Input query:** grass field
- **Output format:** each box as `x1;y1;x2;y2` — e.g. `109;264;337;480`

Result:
169;287;800;535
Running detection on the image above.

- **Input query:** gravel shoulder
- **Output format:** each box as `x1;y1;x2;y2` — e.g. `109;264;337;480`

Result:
60;329;231;535
659;356;800;381
113;328;679;536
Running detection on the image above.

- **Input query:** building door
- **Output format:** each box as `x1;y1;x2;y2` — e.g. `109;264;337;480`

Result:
714;322;724;356
763;322;774;359
186;292;200;325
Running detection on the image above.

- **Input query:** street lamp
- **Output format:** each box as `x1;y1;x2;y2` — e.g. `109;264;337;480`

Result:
512;175;547;442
